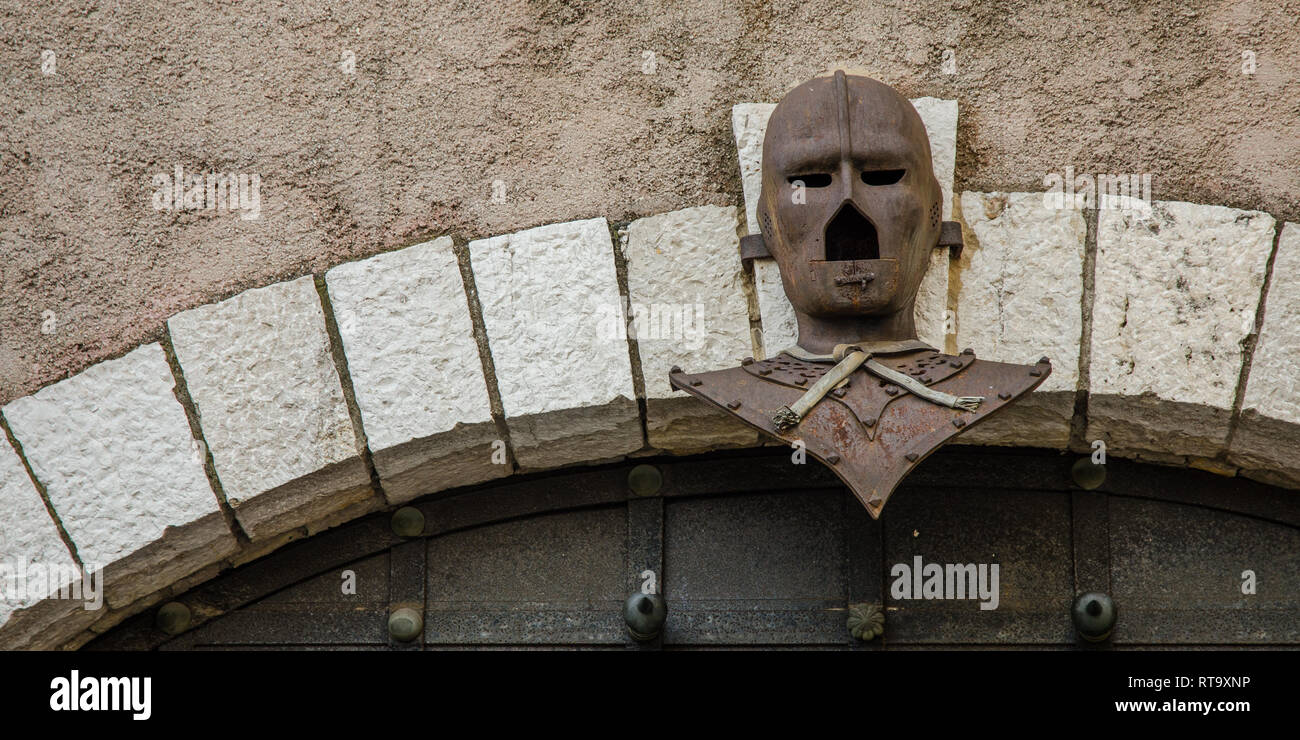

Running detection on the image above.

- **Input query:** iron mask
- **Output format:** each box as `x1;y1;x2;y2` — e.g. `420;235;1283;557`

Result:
756;70;943;355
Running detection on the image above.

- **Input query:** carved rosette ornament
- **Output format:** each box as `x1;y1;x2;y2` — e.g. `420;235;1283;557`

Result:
671;71;1050;518
847;602;885;641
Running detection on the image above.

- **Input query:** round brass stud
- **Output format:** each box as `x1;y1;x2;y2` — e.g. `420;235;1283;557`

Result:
391;506;425;538
624;593;667;641
1071;458;1106;490
388;607;424;642
627;464;663;497
1072;592;1117;642
156;602;192;636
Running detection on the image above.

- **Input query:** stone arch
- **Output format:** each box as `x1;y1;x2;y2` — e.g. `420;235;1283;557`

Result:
3;98;1300;649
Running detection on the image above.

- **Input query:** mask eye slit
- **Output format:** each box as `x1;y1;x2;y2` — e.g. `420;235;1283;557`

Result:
787;174;832;187
861;169;905;185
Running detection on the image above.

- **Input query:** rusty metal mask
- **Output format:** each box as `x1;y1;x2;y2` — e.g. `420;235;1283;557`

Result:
757;70;943;353
671;72;1051;519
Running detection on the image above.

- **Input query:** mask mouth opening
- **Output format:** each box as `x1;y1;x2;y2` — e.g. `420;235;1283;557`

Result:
824;203;880;262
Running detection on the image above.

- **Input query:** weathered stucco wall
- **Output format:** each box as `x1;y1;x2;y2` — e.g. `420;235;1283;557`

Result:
2;0;1299;403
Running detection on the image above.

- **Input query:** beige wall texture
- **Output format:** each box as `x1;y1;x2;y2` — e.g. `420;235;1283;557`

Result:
1;0;1298;405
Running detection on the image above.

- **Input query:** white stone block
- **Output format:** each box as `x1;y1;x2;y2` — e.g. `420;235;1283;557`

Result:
622;206;760;452
1239;223;1300;423
914;249;951;352
953;192;1087;447
326;238;508;503
731;103;776;237
749;260;795;357
731;98;958;356
470;218;642;468
0;438;78;627
1232;222;1300;483
910;98;958;221
1088;201;1274;457
1;344;234;609
168;277;372;540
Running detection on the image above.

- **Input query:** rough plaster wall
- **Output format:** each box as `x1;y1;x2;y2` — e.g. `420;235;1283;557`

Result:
1;0;1297;405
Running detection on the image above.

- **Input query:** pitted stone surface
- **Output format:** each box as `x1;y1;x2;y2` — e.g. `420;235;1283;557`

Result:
325;238;507;503
1088;201;1275;456
168;276;371;538
469;218;642;468
912;98;956;349
953;191;1087;447
909;98;958;221
751;260;799;357
914;249;950;351
731;103;776;237
1232;222;1300;482
1239;223;1300;423
1;344;234;607
731;98;958;356
624;206;752;396
326;237;492;449
910;97;956;350
0;438;76;624
623;205;760;451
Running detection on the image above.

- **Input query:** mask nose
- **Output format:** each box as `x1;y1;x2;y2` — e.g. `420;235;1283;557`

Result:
824;201;880;261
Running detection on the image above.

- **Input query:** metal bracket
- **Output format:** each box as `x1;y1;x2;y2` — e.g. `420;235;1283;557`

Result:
938;220;964;260
739;221;964;267
739;233;769;265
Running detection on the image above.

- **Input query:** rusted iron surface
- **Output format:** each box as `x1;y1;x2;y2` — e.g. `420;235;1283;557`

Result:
671;351;1050;518
742;349;974;437
937;220;964;259
741;221;964;265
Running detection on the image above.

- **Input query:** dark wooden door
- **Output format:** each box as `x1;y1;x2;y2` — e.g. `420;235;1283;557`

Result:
90;447;1300;649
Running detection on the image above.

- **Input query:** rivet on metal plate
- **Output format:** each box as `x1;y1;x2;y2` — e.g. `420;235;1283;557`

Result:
628;464;663;497
1071;458;1106;490
1072;592;1116;642
156;602;191;636
388;607;423;642
391;506;425;538
624;593;667;641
